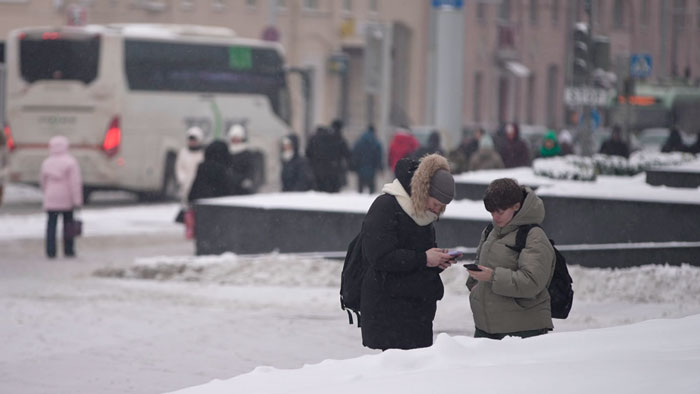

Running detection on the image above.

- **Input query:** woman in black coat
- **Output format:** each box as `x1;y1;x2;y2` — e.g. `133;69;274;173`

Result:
360;154;456;350
188;140;236;202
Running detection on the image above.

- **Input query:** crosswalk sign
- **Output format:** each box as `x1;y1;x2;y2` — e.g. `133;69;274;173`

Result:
630;54;652;78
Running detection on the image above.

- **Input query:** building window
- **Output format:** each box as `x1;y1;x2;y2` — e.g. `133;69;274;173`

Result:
530;0;538;25
369;0;378;13
476;1;486;23
303;0;319;10
527;74;536;124
246;0;256;7
277;0;286;9
641;0;650;27
500;0;511;21
697;0;700;28
551;0;560;25
343;0;352;12
613;0;625;29
474;72;482;123
673;0;687;29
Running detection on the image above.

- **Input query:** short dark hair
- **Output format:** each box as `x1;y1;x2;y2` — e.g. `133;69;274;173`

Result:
483;178;523;212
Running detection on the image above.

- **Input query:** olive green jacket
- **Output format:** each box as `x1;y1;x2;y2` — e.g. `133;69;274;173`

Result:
467;187;555;334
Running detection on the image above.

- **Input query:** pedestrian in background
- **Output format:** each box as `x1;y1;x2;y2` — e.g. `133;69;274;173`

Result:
599;125;630;158
40;135;83;258
496;123;531;168
188;140;237;202
466;178;555;340
306;125;346;193
329;119;352;188
468;132;504;171
360;154;457;350
558;129;575;156
0;131;8;207
280;134;315;192
449;127;483;174
175;126;205;221
227;124;257;195
351;125;383;194
387;127;419;171
412;130;444;159
537;130;562;158
661;128;690;153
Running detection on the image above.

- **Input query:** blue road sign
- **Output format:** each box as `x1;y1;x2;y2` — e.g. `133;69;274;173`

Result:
432;0;463;9
630;54;652;78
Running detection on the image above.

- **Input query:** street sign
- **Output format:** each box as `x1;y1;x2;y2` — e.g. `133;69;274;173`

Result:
630;54;652;78
432;0;463;9
564;87;611;106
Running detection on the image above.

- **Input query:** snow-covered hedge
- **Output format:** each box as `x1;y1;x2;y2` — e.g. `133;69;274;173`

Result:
533;151;698;180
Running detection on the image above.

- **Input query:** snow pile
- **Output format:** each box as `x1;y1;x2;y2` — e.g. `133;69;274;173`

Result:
95;254;700;306
0;202;182;240
532;156;596;181
533;152;698;181
167;314;700;394
94;252;342;287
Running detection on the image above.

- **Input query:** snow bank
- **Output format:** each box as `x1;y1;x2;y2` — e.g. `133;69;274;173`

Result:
95;254;700;305
0;203;182;240
167;314;700;394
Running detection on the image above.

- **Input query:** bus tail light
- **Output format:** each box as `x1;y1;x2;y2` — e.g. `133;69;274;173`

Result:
102;117;121;157
4;123;15;152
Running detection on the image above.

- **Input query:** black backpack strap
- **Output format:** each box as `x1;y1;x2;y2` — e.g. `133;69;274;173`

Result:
483;223;494;241
507;224;541;253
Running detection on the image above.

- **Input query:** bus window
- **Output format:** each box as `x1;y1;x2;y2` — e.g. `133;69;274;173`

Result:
124;40;289;123
19;35;100;84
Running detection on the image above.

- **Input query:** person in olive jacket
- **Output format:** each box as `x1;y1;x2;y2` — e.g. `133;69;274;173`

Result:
467;178;555;340
360;154;457;350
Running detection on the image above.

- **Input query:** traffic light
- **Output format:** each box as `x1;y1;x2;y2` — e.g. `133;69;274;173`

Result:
572;23;590;86
591;35;611;71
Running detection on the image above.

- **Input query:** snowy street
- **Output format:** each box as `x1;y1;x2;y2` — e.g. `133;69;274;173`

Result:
1;185;700;393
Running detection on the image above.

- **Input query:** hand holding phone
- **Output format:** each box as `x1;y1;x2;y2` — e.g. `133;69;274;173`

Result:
463;263;483;271
447;250;463;258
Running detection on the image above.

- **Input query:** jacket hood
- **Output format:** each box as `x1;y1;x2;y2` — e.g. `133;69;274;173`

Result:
501;186;545;232
49;136;70;155
410;153;451;215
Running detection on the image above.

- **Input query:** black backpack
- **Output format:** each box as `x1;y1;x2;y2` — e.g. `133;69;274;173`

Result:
339;232;366;327
483;223;574;319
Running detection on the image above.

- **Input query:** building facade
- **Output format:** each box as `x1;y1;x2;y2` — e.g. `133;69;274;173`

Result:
1;0;698;149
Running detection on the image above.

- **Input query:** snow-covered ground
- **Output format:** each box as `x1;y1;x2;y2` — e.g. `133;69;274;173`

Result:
1;183;700;394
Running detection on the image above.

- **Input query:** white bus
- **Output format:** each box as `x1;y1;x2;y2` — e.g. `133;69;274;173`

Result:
4;24;291;202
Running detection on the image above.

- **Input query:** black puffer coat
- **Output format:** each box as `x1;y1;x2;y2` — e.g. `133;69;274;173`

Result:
360;156;447;350
188;141;236;202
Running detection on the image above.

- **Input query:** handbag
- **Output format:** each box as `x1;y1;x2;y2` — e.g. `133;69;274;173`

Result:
66;218;83;238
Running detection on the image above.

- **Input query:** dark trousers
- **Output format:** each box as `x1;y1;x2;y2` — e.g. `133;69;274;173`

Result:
357;175;376;194
46;210;75;258
474;327;549;340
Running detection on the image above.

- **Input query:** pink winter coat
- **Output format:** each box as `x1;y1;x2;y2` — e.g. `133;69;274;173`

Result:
40;136;83;211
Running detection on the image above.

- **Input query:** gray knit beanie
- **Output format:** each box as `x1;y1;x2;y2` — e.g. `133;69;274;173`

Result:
429;169;455;204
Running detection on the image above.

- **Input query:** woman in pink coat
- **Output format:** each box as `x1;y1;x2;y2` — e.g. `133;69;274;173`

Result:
40;136;83;258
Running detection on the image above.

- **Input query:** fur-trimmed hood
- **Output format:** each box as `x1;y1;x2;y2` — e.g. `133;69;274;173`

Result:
382;154;451;226
410;153;450;215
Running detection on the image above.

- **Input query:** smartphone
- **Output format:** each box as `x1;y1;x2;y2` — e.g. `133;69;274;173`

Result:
447;250;463;258
463;263;483;271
